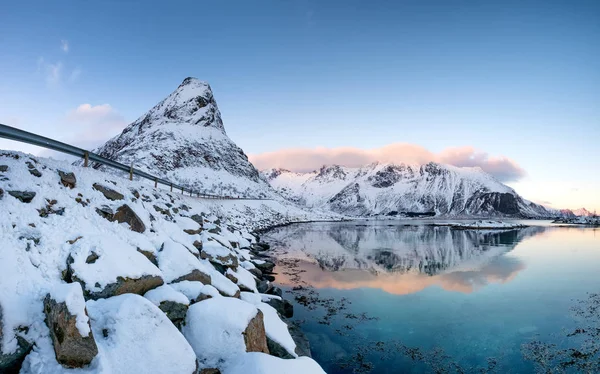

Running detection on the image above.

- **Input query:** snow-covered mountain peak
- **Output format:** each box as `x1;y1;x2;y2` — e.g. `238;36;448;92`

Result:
136;77;225;133
87;79;275;197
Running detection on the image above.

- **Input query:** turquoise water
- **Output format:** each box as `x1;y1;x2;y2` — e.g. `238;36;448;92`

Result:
265;221;600;373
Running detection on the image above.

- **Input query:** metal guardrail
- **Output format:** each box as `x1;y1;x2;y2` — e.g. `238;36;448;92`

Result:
0;123;265;200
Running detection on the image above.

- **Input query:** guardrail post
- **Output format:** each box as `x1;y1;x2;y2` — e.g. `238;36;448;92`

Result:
129;163;133;181
170;183;173;192
83;151;89;167
154;178;158;188
181;187;184;194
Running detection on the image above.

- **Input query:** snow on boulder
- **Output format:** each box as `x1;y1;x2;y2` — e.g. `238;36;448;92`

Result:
87;294;198;374
157;240;212;284
170;281;220;304
0;304;33;372
182;297;268;369
224;352;325;374
226;267;257;293
66;235;164;300
43;283;98;368
144;285;190;328
207;269;240;298
240;292;297;359
201;239;239;269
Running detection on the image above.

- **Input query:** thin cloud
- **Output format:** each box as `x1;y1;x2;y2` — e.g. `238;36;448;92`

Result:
249;143;527;182
69;67;81;82
65;103;127;148
46;62;63;85
61;40;69;53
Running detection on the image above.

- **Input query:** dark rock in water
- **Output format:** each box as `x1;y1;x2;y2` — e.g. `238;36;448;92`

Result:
43;290;98;367
243;310;269;354
267;286;283;298
58;171;76;189
0;165;8;172
284;319;312;357
73;274;164;301
137;248;158;266
95;205;114;220
253;261;275;273
93;183;124;201
267;336;295;359
113;204;146;233
158;301;188;329
8;190;36;203
256;280;272;294
262;274;276;282
0;305;33;373
171;269;212;285
265;298;294;318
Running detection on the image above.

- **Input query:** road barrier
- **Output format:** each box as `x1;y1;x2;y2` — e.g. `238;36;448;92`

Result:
0;123;265;200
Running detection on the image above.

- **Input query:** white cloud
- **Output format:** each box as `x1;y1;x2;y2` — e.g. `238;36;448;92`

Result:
249;143;527;182
61;40;69;53
46;62;63;86
65;103;127;148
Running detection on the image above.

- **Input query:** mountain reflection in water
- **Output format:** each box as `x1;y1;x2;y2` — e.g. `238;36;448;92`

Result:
266;223;547;294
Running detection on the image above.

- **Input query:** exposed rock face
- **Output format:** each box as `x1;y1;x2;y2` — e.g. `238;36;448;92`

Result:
86;78;275;198
243;310;269;354
93;183;124;201
113;204;146;233
264;162;554;217
158;301;188;329
43;294;98;367
172;269;211;285
0;165;8;172
266;337;295;359
7;190;36;203
200;251;238;269
58;171;76;189
265;298;294;318
137;248;158;266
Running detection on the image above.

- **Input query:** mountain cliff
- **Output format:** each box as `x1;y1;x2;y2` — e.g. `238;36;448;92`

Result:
87;78;274;198
263;162;553;217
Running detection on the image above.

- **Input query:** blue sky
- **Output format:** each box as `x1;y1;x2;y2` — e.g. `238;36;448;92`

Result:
1;0;598;210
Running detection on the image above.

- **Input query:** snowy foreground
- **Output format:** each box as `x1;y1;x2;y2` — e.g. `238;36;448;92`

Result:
0;151;325;374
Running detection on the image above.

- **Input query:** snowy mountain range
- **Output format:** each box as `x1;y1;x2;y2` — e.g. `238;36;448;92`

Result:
86;77;564;218
86;78;275;198
263;163;556;217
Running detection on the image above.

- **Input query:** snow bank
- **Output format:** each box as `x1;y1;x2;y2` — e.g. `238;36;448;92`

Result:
144;284;189;306
225;353;326;374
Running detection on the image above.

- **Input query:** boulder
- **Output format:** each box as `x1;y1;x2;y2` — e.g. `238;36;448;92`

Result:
58;171;76;188
285;320;312;357
190;214;204;225
256;280;272;294
95;205;114;220
0;165;7;172
266;286;283;298
93;183;124;201
43;286;98;367
0;306;33;373
171;269;212;285
248;267;263;278
243;310;269;354
7;190;36;203
200;251;239;269
267;337;295;359
81;275;164;300
200;369;221;374
253;261;275;274
158;301;188;329
137;248;158;266
113;204;146;233
265;298;294;318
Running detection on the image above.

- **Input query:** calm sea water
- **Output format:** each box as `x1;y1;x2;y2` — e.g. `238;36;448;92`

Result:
264;220;600;373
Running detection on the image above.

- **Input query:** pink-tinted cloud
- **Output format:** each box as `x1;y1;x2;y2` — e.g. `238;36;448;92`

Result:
249;143;526;182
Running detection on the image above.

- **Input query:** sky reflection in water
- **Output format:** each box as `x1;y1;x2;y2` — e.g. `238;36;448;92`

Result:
266;222;600;373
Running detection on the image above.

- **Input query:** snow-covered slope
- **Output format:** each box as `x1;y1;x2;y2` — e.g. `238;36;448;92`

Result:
0;151;324;373
573;208;596;217
86;78;274;198
263;162;553;217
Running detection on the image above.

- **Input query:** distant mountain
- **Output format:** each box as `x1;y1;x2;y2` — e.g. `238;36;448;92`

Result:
573;208;596;217
262;162;557;217
85;78;275;198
